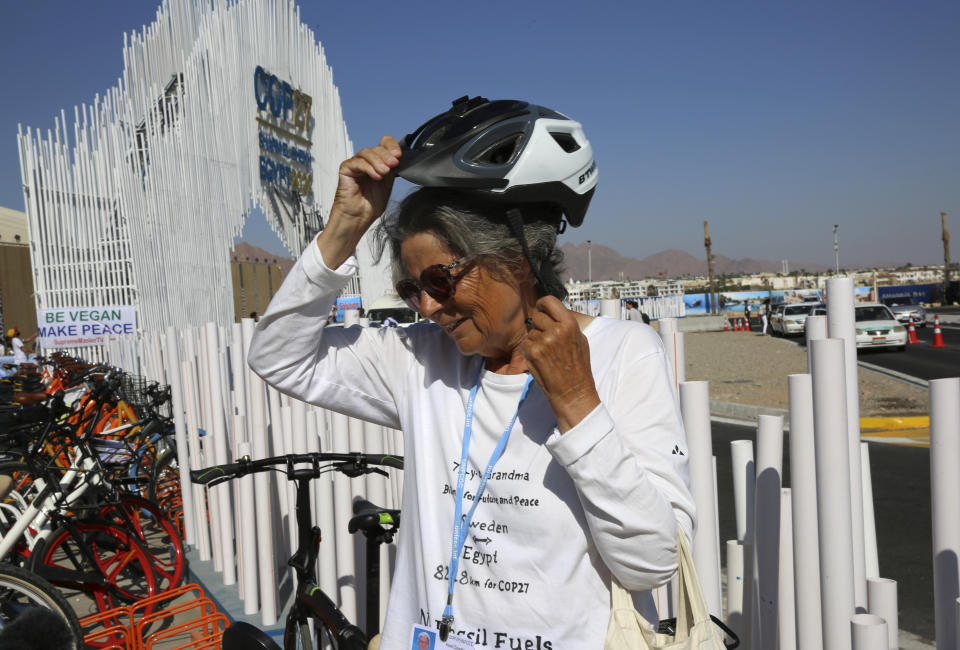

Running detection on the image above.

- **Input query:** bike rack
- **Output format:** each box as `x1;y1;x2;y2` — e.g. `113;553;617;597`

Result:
78;583;229;650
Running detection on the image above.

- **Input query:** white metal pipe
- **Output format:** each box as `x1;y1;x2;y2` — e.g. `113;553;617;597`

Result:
811;338;856;650
787;373;823;650
343;309;359;327
181;356;210;561
805;315;827;373
866;577;898;650
725;541;747;644
825;277;867;610
164;326;197;547
197;327;222;572
850;613;887;650
778;488;796;650
241;319;277;625
332;411;358;620
673;331;686;384
236;436;258;615
205;322;236;585
753;414;783;650
281;406;298;562
860;442;879;579
230;323;246;424
730;440;756;543
679;381;721;617
316;409;339;602
599;298;619;318
930;377;960;650
268;386;291;568
741;541;754;650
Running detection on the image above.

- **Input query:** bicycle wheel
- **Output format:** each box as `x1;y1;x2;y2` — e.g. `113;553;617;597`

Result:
29;520;157;617
99;494;186;591
148;448;181;513
0;563;83;645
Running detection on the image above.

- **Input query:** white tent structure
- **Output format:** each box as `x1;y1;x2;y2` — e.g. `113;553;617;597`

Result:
16;0;371;346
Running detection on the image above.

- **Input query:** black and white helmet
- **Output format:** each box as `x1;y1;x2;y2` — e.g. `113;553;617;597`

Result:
396;96;597;228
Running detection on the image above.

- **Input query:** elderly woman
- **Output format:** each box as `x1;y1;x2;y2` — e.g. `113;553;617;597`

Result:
248;97;695;649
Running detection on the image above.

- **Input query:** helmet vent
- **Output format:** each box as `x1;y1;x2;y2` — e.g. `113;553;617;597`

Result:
473;133;524;165
550;132;581;153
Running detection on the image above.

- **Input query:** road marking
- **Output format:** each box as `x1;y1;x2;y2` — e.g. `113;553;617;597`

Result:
862;427;930;448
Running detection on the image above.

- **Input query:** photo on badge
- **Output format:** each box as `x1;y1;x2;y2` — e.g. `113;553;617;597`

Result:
411;625;437;650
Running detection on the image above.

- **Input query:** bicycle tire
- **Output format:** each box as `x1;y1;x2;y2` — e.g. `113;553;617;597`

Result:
99;494;186;591
29;519;158;617
148;448;180;510
0;563;84;645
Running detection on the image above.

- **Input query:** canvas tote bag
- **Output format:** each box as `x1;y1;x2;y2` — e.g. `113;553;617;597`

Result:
605;529;728;649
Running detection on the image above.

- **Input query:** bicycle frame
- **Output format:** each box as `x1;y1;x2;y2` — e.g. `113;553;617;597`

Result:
282;477;365;650
0;450;102;557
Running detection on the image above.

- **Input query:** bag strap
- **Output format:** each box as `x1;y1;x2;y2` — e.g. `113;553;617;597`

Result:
674;528;714;638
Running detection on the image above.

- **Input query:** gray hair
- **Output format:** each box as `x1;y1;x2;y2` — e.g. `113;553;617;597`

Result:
373;188;567;300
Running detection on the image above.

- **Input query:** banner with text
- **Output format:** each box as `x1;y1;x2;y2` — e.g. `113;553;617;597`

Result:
37;306;137;348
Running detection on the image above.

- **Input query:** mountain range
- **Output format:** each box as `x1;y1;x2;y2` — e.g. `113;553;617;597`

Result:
557;242;831;282
234;240;833;283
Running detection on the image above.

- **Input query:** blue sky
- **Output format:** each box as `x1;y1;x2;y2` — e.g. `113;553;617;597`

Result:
2;0;958;267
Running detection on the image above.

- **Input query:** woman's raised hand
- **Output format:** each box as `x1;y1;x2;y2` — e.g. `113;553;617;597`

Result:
332;135;403;227
318;135;402;269
521;296;601;433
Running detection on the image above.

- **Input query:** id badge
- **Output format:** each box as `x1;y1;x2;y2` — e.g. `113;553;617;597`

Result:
409;624;476;650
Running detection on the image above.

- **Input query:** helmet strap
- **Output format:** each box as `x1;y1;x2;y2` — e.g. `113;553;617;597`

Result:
505;208;563;299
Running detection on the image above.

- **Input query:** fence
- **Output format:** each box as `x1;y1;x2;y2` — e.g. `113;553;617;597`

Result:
104;277;959;649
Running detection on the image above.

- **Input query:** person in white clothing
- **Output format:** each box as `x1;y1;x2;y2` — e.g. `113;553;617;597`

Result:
6;328;35;365
249;97;695;649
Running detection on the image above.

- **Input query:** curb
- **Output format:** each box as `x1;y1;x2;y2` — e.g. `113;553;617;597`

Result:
710;400;928;433
861;416;929;431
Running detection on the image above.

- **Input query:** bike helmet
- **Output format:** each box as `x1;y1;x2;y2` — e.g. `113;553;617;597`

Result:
396;96;597;228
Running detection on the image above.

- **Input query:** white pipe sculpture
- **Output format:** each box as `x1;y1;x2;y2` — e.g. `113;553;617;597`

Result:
17;0;354;344
753;414;783;650
930;377;960;650
810;338;856;650
825;278;867;610
866;577;898;650
787;374;823;650
679;381;721;617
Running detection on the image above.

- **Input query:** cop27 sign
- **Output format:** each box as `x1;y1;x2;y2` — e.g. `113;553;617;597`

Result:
37;306;136;349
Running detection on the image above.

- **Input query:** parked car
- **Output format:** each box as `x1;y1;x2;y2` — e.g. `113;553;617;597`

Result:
880;296;927;328
854;303;908;351
771;302;820;336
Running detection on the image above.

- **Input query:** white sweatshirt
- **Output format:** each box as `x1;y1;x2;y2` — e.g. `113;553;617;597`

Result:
248;240;696;650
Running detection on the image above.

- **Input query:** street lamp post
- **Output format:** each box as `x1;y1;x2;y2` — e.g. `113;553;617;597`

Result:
587;240;592;283
833;225;840;274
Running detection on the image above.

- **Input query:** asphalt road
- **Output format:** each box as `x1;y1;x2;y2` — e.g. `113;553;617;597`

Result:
712;421;934;641
854;322;960;382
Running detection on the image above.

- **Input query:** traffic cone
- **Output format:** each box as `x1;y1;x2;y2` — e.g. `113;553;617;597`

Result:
724;320;730;332
907;315;920;344
931;315;946;348
736;318;742;332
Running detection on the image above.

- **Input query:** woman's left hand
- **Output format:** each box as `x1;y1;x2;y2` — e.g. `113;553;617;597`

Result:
521;296;601;433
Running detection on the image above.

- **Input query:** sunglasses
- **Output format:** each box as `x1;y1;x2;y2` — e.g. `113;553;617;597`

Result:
396;256;474;312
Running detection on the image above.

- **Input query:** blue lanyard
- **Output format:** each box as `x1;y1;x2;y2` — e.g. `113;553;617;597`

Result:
439;361;533;641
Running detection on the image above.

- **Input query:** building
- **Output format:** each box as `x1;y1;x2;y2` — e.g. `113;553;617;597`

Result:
0;206;37;340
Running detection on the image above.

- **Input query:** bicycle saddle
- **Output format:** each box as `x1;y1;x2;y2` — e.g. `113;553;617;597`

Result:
222;621;282;650
13;392;49;405
349;498;401;537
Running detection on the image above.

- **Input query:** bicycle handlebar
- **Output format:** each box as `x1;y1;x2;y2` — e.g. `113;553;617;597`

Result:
190;452;404;486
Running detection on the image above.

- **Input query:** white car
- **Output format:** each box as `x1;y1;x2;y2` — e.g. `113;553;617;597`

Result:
772;303;820;336
854;304;908;351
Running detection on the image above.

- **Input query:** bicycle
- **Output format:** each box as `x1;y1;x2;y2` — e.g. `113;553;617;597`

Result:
0;562;83;644
191;452;403;650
